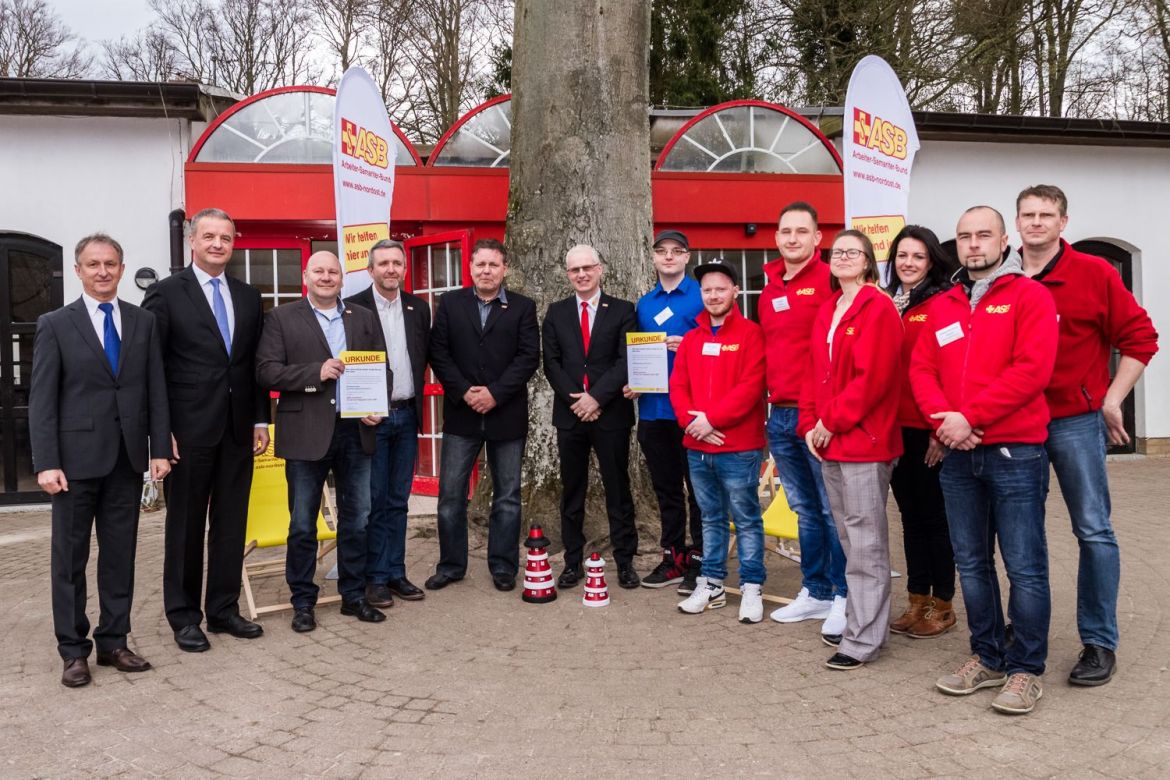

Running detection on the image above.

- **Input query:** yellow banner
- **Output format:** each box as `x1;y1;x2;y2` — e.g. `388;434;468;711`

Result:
340;222;390;273
850;214;906;262
626;331;667;346
340;350;386;365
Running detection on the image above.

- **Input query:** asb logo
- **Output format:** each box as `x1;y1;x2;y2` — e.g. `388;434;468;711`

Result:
722;344;740;352
852;108;909;160
908;314;928;323
845;327;856;336
794;287;817;296
985;304;1012;314
341;117;389;169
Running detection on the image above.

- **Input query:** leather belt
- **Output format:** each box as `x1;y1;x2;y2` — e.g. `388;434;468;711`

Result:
772;402;798;408
388;398;414;411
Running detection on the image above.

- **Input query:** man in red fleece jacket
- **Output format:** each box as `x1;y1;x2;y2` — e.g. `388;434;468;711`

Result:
1017;184;1159;687
911;205;1058;716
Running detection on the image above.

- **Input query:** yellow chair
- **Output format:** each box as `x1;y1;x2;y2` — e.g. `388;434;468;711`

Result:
240;426;341;621
724;456;800;605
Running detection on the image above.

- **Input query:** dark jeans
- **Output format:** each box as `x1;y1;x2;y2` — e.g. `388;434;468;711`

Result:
558;423;638;569
51;443;141;660
889;427;955;601
435;433;524;578
687;449;765;585
366;406;418;583
637;419;702;552
941;444;1051;676
284;419;371;609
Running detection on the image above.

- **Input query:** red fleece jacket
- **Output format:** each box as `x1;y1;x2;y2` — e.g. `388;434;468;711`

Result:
799;285;904;462
759;258;833;405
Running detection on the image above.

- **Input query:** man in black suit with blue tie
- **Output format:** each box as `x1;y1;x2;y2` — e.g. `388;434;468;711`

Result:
143;208;269;653
30;234;171;687
542;245;640;589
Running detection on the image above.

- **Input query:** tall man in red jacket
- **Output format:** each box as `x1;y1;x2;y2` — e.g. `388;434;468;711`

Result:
911;206;1058;716
1017;184;1159;686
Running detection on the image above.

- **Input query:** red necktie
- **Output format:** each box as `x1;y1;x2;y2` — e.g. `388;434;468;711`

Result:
580;301;590;390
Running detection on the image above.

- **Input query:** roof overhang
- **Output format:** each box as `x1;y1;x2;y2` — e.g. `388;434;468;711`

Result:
0;77;241;121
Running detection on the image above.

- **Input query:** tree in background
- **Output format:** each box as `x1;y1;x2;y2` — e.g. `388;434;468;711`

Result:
0;0;88;78
650;0;756;106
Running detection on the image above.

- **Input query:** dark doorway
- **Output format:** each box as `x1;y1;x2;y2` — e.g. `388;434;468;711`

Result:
1073;240;1137;454
0;233;64;503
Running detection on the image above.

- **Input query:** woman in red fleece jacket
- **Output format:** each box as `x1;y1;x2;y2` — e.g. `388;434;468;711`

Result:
799;230;903;671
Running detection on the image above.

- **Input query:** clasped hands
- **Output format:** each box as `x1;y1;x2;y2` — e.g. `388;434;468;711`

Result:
570;391;601;422
463;386;498;414
930;411;983;451
686;411;725;446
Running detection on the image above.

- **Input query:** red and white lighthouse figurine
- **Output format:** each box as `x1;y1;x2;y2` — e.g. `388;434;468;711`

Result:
582;552;610;608
521;525;557;603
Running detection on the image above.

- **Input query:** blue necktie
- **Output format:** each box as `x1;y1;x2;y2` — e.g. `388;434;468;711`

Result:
98;302;120;373
210;277;231;355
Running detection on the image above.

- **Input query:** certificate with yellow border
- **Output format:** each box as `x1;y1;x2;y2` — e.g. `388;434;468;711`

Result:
626;332;669;393
338;350;388;418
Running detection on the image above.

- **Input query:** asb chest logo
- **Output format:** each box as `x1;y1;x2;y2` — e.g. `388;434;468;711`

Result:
852;108;909;160
908;313;928;323
794;287;817;296
985;304;1012;315
845;327;856;336
341;118;390;169
722;344;740;352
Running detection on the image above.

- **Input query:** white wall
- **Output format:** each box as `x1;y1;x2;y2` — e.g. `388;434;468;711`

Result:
908;139;1170;438
0;114;199;305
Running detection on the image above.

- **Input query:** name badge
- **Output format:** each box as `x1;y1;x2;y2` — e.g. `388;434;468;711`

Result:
653;307;673;326
935;322;964;347
702;342;721;357
772;296;790;312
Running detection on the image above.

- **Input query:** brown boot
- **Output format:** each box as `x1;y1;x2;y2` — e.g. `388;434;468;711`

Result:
909;598;956;638
890;592;932;635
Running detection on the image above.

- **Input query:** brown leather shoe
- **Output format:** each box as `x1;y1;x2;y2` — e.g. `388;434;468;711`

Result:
61;657;91;688
96;647;152;672
909;598;956;638
891;592;932;634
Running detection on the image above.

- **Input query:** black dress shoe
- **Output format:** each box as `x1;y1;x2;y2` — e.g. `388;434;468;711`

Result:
61;657;91;688
425;573;460;591
291;607;317;633
174;624;211;652
388;577;425;601
1069;644;1116;686
822;633;842;648
96;647;152;673
557;567;583;588
492;573;516;591
365;583;395;608
825;652;864;670
207;614;264;639
341;599;387;623
617;564;641;589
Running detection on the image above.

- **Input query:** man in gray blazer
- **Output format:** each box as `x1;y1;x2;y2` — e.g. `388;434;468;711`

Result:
30;233;172;688
256;251;391;632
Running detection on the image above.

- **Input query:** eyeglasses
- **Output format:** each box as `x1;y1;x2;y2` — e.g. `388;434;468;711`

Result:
830;248;866;260
567;263;601;275
653;248;690;258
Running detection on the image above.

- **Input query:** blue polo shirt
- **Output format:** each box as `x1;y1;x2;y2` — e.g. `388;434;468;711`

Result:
634;274;704;421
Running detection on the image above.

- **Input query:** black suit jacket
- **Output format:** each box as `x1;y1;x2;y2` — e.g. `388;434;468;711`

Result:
142;266;268;447
29;298;171;479
344;286;430;430
428;286;540;440
255;299;389;461
542;292;635;430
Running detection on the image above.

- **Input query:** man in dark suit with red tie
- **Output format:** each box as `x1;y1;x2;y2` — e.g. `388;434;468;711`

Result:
143;208;269;653
30;234;171;687
542;245;640;589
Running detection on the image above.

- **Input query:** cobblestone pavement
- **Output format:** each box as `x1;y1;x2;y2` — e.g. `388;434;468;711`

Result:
1;460;1168;778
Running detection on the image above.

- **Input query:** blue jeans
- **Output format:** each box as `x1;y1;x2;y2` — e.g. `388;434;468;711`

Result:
766;407;847;599
941;444;1051;676
366;406;418;583
284;419;371;609
435;433;524;578
687;449;765;585
1046;411;1118;650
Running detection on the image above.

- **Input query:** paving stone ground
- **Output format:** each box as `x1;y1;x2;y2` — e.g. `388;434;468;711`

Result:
1;458;1168;778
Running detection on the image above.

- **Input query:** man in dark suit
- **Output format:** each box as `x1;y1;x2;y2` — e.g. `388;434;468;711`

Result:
542;245;640;589
256;251;391;632
142;208;269;653
30;234;171;688
345;239;430;607
425;238;540;592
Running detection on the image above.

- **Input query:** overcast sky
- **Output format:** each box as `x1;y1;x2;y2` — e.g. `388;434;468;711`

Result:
52;0;156;45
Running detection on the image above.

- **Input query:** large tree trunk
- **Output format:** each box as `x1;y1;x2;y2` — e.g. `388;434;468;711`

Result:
470;0;655;555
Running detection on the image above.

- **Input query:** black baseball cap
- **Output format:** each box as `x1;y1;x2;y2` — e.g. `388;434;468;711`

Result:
693;258;738;286
652;230;689;249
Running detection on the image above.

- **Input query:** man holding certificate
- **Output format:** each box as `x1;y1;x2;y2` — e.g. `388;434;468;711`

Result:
256;251;391;632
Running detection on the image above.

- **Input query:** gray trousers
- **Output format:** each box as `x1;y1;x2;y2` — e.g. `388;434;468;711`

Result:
821;459;895;662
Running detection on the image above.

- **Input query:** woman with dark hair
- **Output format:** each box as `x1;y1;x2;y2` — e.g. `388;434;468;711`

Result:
800;229;903;670
885;225;960;638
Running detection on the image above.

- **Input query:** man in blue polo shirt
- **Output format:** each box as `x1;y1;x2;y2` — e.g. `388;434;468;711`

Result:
624;230;706;593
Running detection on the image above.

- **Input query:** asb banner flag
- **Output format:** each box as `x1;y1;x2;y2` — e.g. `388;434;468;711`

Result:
843;55;920;272
333;66;396;298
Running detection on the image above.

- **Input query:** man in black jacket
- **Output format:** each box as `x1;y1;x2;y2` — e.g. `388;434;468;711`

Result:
425;238;540;592
345;239;431;606
543;245;640;588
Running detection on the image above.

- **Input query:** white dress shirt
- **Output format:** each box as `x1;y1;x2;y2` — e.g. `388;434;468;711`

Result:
373;290;415;402
191;263;235;341
81;292;121;346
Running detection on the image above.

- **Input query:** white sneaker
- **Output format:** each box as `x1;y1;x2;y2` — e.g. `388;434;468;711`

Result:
821;595;847;637
769;587;832;623
739;583;763;624
677;577;726;614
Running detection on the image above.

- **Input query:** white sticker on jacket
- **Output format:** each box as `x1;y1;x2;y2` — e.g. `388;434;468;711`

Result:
772;296;790;312
935;322;964;347
653;307;673;326
702;342;721;356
